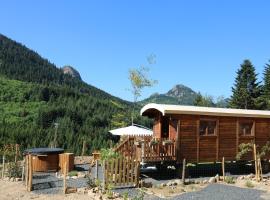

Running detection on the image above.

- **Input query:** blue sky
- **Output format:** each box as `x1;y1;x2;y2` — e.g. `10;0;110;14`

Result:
1;0;270;101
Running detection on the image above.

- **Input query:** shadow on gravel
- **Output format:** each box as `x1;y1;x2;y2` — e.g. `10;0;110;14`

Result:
141;162;257;181
33;174;52;180
33;180;61;190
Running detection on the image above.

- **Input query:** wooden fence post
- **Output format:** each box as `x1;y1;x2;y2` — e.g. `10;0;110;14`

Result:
95;160;99;179
81;141;86;156
1;155;5;179
25;155;28;189
136;160;140;187
182;158;186;185
22;157;25;181
15;144;19;163
28;155;33;192
222;157;225;181
258;157;262;181
63;161;67;194
102;160;106;192
253;144;259;182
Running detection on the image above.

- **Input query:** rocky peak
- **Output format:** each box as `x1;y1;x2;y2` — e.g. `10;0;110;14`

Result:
61;65;82;80
166;84;196;99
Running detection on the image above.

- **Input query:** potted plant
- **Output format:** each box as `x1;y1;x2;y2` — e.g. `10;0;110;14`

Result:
150;138;159;146
134;140;142;146
162;139;173;146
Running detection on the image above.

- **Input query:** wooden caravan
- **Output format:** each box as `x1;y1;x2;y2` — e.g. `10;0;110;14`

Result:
141;103;270;164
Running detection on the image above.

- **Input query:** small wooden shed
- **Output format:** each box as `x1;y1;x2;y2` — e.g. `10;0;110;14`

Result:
141;103;270;163
24;148;64;172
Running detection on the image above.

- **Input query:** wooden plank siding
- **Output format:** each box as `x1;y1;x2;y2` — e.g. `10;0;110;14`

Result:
153;114;162;138
153;114;270;163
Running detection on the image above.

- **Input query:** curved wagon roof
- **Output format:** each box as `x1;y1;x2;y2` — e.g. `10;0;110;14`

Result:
141;103;270;118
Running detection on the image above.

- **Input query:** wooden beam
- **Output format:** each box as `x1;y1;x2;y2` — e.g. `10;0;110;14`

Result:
216;119;220;161
196;119;200;163
182;158;186;185
176;119;180;163
236;118;239;156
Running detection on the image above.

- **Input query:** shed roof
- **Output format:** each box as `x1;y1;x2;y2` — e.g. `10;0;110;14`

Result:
141;103;270;118
24;148;64;155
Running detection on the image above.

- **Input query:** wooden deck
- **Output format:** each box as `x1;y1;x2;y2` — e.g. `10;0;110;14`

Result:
114;136;176;164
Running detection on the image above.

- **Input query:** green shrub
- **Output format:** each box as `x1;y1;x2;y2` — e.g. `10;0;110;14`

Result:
68;170;78;177
7;162;22;178
122;192;129;200
86;175;96;188
100;148;120;161
95;179;101;189
245;181;254;188
106;183;114;199
236;143;253;160
224;176;235;184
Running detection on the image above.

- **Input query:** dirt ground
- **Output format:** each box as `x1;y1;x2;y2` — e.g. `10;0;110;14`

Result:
0;180;93;200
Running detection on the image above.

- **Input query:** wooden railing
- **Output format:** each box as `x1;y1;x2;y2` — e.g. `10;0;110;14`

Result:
114;136;176;163
139;137;176;162
114;136;137;158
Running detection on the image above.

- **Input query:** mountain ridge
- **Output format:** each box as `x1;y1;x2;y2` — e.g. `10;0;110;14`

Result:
141;84;198;105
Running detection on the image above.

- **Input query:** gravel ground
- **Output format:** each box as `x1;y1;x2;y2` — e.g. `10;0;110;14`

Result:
114;184;266;200
169;184;265;200
30;163;270;199
32;164;90;194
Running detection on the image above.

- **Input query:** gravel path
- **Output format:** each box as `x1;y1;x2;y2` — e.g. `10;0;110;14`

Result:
114;184;267;200
166;184;265;200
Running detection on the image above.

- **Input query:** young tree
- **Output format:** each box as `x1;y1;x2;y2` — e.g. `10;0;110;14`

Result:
194;92;214;107
229;60;262;109
129;55;157;124
215;95;228;108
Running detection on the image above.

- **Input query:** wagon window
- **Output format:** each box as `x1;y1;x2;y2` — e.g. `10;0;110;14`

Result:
161;117;169;138
239;121;254;136
200;120;217;136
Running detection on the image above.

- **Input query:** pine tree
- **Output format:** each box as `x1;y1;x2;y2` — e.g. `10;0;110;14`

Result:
229;60;262;109
262;62;270;109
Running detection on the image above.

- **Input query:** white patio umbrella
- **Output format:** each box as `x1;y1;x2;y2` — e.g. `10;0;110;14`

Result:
109;124;153;136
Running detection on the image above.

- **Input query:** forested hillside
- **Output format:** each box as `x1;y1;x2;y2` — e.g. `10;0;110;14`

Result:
0;34;150;154
0;34;125;101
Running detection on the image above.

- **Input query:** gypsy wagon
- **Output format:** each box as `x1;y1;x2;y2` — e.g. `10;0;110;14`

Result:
139;103;270;166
